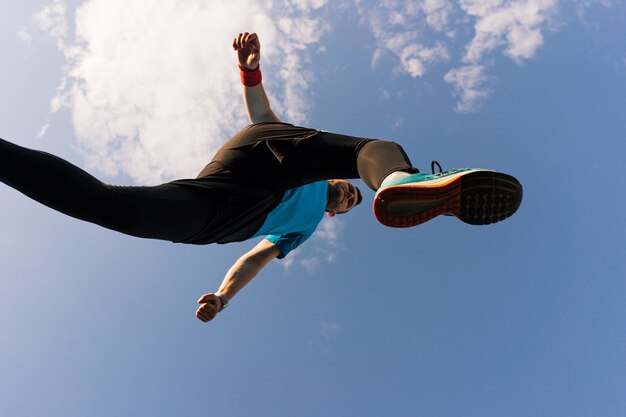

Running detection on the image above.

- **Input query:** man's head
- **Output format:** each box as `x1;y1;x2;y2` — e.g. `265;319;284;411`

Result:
326;179;362;216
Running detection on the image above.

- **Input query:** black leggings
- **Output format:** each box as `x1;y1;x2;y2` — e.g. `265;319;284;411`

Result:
0;138;213;242
0;124;415;243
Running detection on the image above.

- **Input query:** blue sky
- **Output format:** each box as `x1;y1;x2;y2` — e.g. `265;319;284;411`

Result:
1;1;625;416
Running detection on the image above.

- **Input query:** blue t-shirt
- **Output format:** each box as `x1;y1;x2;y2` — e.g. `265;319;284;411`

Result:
253;181;327;258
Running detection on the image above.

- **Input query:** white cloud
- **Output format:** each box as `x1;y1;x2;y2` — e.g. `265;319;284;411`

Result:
422;0;456;33
36;123;51;139
441;0;559;112
354;0;565;112
31;0;616;132
279;217;344;271
460;0;558;65
444;64;491;113
301;257;321;272
281;247;301;270
303;217;344;269
31;0;347;272
313;216;343;247
18;29;33;45
355;0;451;78
308;321;341;353
574;0;613;21
34;0;330;184
287;0;329;12
33;0;67;46
25;0;612;272
392;118;406;129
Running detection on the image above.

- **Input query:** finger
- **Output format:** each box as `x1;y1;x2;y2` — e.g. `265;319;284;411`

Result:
234;34;241;50
246;33;260;51
196;307;214;322
238;32;249;49
197;309;214;322
245;33;257;44
199;303;218;315
196;309;208;322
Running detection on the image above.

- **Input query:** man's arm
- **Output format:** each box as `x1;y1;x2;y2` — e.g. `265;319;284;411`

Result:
195;239;282;323
232;32;281;124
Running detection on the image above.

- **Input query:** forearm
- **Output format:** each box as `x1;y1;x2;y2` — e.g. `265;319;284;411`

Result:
216;256;263;300
243;83;280;123
233;32;281;123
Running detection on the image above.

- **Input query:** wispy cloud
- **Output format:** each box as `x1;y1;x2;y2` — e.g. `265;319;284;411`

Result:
574;0;613;22
280;216;344;271
313;216;343;247
301;257;321;272
28;0;615;170
36;123;51;139
29;0;331;184
443;0;559;112
351;0;610;110
444;63;492;113
353;0;585;112
22;0;613;270
281;247;301;270
308;321;341;354
459;0;558;65
355;0;451;77
18;29;33;45
32;0;67;47
391;117;406;129
27;0;350;269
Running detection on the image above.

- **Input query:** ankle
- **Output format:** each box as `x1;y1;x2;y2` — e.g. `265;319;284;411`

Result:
380;171;412;188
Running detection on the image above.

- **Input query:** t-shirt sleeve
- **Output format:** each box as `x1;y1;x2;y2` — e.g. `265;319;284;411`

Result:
265;232;313;259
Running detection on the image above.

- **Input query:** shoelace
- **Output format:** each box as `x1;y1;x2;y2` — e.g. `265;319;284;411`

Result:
430;161;467;177
431;160;443;174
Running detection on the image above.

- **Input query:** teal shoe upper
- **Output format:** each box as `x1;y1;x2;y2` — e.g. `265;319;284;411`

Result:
380;168;474;189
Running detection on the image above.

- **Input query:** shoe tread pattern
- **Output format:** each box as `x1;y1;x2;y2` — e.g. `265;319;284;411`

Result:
459;171;522;225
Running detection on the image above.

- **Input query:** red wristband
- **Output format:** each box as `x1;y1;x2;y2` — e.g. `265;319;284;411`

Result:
239;64;262;87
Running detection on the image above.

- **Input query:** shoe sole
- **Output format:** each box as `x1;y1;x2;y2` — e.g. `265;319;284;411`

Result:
373;170;523;227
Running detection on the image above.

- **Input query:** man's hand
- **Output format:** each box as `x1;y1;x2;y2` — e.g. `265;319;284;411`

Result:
233;32;261;70
196;293;223;323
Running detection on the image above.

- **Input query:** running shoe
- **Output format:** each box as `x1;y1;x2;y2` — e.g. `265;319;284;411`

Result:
373;163;523;228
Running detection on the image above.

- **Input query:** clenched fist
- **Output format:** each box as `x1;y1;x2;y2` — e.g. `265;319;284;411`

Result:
233;32;261;70
196;293;224;322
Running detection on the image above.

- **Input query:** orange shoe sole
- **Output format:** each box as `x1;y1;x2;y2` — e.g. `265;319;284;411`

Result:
373;170;523;228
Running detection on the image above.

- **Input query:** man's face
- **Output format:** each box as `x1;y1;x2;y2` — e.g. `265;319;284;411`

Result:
327;180;360;214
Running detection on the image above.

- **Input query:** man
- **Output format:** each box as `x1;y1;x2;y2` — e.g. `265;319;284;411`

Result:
0;32;522;324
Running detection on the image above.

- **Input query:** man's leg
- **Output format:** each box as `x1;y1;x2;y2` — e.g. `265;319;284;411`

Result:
292;130;522;228
203;124;522;228
201;123;417;191
0;138;214;242
292;131;418;190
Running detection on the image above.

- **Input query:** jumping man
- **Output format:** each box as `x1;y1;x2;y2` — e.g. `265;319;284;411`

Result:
0;32;522;323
